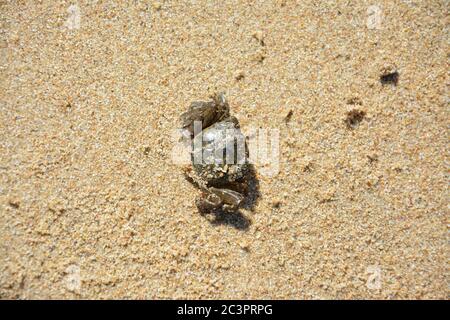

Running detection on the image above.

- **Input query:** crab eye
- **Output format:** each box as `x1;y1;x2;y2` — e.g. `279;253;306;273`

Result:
217;93;226;104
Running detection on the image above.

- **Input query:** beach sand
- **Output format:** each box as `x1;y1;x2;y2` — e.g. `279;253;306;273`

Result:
0;1;448;299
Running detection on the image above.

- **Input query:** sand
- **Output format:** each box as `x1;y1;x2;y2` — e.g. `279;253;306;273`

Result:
0;1;448;299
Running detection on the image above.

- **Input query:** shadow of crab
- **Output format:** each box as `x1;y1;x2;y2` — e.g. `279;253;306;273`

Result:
240;164;260;211
207;210;252;230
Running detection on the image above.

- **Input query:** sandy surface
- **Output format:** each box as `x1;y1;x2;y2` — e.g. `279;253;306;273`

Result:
0;1;448;299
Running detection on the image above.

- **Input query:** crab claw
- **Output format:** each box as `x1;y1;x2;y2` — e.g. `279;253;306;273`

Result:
210;187;244;211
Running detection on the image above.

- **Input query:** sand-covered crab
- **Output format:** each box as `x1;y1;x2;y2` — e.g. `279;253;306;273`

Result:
180;93;254;214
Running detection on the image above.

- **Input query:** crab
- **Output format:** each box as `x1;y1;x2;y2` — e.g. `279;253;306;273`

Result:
180;93;251;213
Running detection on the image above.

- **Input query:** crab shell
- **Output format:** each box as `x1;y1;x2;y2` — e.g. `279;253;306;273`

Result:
191;118;249;185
